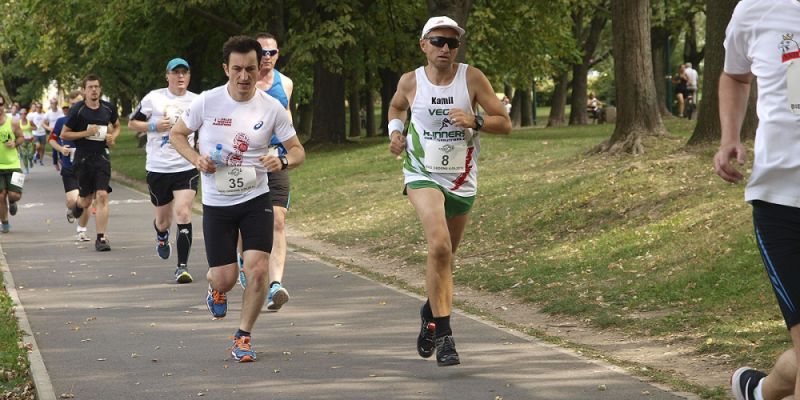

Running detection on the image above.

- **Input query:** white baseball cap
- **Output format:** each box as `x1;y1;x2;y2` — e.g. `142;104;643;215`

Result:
420;16;465;39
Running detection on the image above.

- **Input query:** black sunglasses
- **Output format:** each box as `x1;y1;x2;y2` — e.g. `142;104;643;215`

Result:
261;49;278;57
426;36;460;49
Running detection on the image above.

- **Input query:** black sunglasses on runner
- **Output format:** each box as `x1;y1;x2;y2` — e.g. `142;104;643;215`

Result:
426;36;460;49
262;49;278;57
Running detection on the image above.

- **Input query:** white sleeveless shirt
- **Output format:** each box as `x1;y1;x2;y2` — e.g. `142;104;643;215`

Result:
404;63;479;197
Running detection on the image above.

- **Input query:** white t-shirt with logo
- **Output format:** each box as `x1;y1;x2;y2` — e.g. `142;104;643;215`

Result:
135;88;197;173
183;85;296;207
724;0;800;207
28;111;46;137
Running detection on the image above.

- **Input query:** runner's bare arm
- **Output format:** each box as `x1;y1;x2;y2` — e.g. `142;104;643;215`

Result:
264;135;304;172
9;120;23;148
283;74;294;121
713;71;754;183
61;124;98;141
170;118;212;172
106;120;121;148
388;71;416;155
468;66;511;134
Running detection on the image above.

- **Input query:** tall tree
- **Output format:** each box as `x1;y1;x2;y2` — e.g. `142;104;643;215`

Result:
687;0;756;144
568;1;610;126
594;0;666;154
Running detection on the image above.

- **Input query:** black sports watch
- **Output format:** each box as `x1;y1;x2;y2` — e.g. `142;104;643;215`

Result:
279;155;289;170
474;114;484;131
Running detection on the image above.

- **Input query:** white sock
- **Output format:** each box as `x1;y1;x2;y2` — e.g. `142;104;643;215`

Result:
77;226;87;233
754;377;765;400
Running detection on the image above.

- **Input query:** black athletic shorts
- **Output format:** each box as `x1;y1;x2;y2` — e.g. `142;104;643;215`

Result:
202;193;274;267
268;170;290;209
60;167;79;193
752;200;800;328
146;169;199;206
73;151;112;197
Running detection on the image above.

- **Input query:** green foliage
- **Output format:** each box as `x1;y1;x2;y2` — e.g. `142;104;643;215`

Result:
469;0;578;86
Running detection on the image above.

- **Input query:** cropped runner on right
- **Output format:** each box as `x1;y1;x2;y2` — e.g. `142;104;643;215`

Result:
387;16;511;367
714;1;800;399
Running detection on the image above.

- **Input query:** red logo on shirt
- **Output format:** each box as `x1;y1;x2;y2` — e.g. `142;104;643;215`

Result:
780;33;800;63
212;118;232;126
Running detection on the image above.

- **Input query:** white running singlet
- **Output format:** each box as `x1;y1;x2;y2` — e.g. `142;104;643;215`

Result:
725;0;800;207
135;88;198;173
183;85;296;207
404;63;479;197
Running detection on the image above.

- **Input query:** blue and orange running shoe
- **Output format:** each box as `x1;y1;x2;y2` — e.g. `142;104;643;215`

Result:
206;287;227;318
231;335;256;362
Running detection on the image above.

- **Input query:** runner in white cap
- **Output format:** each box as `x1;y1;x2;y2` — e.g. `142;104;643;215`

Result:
388;16;511;366
129;57;198;283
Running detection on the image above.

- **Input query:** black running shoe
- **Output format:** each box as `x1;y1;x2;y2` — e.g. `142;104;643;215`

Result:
8;202;17;216
95;237;111;252
435;335;460;367
417;306;436;358
731;367;766;400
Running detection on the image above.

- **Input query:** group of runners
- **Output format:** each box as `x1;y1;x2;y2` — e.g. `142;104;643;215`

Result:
8;11;796;398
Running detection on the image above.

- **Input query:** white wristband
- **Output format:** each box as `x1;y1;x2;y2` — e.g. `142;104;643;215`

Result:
388;119;404;137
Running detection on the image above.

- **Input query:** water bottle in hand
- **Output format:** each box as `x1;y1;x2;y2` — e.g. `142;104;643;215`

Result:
206;143;223;175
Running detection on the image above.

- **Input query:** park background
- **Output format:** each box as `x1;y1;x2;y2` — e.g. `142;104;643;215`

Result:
0;1;771;399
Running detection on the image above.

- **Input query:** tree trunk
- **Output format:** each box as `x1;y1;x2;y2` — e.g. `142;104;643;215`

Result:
651;26;672;118
426;0;473;64
348;88;361;138
309;60;346;144
596;0;665;154
687;0;741;145
365;88;376;137
682;12;704;68
379;68;399;136
569;62;590;125
548;72;569;127
569;6;608;126
520;85;532;126
510;89;522;128
297;103;312;136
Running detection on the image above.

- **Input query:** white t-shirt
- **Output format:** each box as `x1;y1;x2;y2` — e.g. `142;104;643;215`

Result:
724;0;800;207
685;67;698;89
44;109;63;132
28;111;46;136
134;88;197;173
183;85;296;207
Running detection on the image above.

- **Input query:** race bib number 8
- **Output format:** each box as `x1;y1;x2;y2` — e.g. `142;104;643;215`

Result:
10;172;24;188
214;166;257;195
423;140;467;173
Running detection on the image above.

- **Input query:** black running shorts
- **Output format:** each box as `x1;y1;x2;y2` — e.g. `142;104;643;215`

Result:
202;193;274;267
146;169;199;207
73;151;112;197
752;200;800;328
268;170;290;209
60;167;79;193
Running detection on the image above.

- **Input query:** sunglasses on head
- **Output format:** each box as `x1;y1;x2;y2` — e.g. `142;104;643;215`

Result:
426;36;460;49
262;49;278;57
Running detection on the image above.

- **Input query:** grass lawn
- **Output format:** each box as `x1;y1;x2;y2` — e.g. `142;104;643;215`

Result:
0;276;32;396
108;118;782;398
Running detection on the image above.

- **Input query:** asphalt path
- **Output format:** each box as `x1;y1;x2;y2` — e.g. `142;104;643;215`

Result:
1;164;696;399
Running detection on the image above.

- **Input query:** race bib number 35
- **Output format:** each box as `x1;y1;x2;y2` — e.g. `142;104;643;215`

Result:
214;166;257;195
423;140;467;173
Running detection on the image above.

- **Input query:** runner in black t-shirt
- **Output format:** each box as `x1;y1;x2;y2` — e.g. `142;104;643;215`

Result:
61;73;120;252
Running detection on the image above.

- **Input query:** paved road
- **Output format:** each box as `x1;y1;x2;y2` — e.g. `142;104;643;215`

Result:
1;165;695;399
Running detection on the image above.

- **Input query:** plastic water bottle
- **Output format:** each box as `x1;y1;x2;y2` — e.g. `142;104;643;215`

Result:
206;144;223;175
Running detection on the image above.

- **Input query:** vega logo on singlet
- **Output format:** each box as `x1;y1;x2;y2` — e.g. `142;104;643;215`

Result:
426;108;464;140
